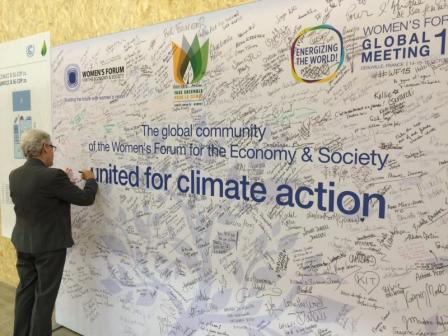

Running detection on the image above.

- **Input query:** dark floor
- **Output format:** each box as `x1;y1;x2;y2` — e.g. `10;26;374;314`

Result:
0;282;79;336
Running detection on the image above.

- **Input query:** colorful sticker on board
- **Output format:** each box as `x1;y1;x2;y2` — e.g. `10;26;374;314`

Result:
291;25;344;83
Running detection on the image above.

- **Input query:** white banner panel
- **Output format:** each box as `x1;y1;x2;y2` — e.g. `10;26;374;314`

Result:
0;32;52;238
52;1;448;335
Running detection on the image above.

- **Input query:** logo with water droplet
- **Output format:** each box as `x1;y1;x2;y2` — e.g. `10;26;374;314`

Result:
26;44;35;57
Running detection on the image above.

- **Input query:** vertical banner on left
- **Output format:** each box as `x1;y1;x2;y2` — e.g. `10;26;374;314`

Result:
0;32;51;238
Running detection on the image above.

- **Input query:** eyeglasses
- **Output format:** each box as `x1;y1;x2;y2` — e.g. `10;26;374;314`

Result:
48;144;57;152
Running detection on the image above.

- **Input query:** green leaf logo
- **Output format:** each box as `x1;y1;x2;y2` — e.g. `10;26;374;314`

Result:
41;40;47;57
172;35;209;86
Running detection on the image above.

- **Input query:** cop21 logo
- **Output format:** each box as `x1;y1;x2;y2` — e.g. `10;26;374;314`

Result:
291;25;345;84
64;64;81;91
172;35;209;86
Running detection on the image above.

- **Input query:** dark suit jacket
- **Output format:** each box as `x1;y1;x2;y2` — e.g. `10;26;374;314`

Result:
9;158;98;253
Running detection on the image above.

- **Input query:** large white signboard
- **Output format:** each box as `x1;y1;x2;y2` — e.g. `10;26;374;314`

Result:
52;1;448;335
0;32;51;238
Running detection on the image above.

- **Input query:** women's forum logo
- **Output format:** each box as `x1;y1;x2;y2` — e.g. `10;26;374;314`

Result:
64;64;81;91
291;24;344;84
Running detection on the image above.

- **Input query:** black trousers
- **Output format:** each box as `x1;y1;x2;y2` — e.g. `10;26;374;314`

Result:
14;249;67;336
